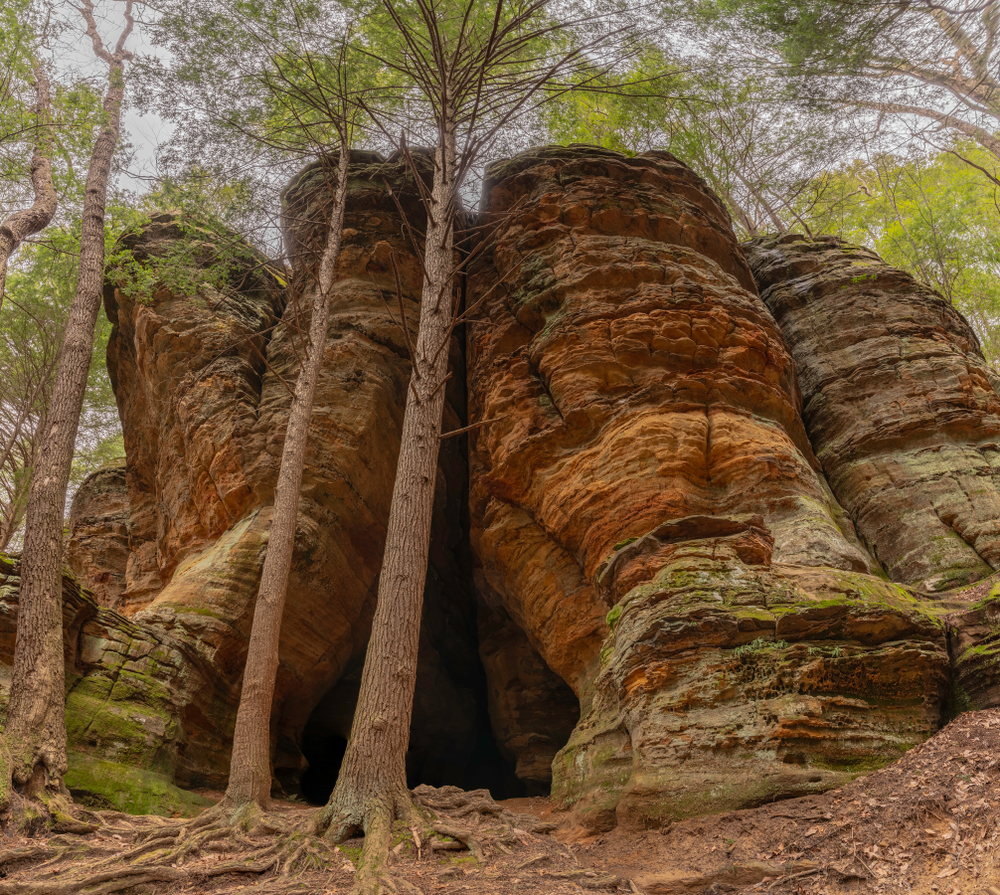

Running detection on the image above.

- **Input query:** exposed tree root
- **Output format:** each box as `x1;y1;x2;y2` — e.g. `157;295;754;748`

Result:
412;784;557;834
0;771;102;839
0;799;338;895
0;784;573;895
315;783;564;895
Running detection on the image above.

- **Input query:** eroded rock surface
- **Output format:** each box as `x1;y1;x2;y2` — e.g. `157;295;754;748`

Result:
461;146;990;831
466;148;872;701
17;143;1000;825
552;515;950;830
477;597;579;790
467;144;872;691
105;214;279;614
93;151;483;797
0;556;215;814
941;575;1000;712
745;234;1000;591
65;460;130;610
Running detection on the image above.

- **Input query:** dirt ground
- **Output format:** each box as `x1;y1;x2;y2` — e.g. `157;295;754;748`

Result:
0;709;997;895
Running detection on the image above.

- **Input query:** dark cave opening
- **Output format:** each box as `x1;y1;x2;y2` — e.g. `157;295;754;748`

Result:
299;733;348;805
294;668;527;807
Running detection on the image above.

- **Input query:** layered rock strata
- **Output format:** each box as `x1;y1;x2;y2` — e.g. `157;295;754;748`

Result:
65;460;130;609
552;515;950;830
745;234;1000;591
105;214;280;614
92;151;482;796
466;145;871;696
465;146;977;831
0;556;215;815
15;144;1000;825
941;576;1000;712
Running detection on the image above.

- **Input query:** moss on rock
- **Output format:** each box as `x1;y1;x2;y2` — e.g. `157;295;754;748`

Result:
65;753;213;816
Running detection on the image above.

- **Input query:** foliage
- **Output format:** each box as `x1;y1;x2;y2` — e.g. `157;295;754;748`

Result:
801;142;1000;362
106;213;263;306
700;0;1000;177
544;52;847;236
137;0;385;251
0;230;121;552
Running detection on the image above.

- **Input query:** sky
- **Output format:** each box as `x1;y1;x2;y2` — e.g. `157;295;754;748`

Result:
47;0;173;194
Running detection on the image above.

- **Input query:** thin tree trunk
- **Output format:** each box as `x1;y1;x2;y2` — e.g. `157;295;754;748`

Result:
732;169;787;234
316;116;458;862
0;64;57;311
4;8;133;798
223;146;351;810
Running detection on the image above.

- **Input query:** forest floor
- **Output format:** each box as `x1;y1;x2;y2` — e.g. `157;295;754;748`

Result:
0;708;996;895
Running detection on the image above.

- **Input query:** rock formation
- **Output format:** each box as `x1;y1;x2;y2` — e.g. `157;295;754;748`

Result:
0;555;215;815
461;146;968;830
101;152;491;799
554;515;949;830
64;460;130;609
0;152;493;811
745;234;1000;592
466;147;872;703
476;599;579;791
3;145;999;828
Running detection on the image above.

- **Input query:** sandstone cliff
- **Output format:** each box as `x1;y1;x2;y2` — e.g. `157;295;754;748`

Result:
2;145;998;829
466;147;870;699
745;234;1000;592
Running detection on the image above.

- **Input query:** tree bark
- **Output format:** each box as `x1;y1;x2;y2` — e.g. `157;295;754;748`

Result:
223;146;351;810
0;64;57;311
4;8;133;797
316;120;459;846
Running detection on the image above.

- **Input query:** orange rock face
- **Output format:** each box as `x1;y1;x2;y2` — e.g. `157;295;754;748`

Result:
97;152;481;792
64;460;130;609
105;214;278;614
746;234;1000;591
466;147;871;695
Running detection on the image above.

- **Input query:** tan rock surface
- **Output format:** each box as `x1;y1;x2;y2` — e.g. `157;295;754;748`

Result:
467;146;871;696
64;460;130;609
551;515;950;831
745;234;1000;591
0;555;217;813
105;214;278;614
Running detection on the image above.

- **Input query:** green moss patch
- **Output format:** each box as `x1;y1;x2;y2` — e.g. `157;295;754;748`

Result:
65;753;213;817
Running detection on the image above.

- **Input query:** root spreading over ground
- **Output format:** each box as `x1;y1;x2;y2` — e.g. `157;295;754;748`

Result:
0;710;996;895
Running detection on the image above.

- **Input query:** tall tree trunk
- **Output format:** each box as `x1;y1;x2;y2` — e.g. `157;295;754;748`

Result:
316;120;459;856
223;146;351;811
0;64;57;311
4;17;132;798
